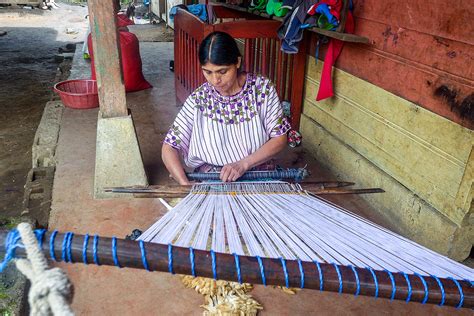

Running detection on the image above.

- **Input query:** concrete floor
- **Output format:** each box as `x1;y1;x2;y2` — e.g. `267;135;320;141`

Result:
49;41;469;315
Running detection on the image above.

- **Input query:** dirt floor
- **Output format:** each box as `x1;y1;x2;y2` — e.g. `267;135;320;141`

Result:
0;4;89;220
0;3;172;222
0;3;176;313
0;4;90;313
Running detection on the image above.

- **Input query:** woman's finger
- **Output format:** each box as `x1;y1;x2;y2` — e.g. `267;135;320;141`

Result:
231;169;241;182
220;166;231;182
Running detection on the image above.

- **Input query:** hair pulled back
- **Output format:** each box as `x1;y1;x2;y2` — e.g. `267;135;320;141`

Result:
198;31;241;66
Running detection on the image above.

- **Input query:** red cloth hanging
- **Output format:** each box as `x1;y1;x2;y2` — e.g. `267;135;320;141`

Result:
316;10;354;101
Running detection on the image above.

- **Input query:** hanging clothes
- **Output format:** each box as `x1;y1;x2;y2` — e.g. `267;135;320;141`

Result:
169;4;208;23
278;0;356;100
310;1;355;101
277;0;319;54
307;0;342;21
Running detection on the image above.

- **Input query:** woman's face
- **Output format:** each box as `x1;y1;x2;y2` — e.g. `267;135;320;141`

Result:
201;59;241;96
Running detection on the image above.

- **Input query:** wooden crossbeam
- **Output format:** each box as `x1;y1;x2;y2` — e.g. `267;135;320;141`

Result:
215;3;370;44
105;182;384;198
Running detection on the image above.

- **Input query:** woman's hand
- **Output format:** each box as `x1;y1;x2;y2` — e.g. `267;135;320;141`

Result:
175;177;193;186
162;143;191;186
220;160;250;182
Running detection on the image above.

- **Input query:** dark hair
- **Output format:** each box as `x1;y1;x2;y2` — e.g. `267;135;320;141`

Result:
198;31;241;66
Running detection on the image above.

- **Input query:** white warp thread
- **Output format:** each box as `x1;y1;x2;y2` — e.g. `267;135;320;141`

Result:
15;223;74;316
139;182;474;280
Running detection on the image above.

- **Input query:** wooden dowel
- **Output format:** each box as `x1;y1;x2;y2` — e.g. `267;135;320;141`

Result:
310;188;385;195
105;181;355;194
1;230;470;308
104;184;383;198
336;0;348;33
106;181;354;191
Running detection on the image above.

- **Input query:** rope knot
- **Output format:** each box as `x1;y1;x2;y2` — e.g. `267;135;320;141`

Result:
13;223;75;315
30;266;73;302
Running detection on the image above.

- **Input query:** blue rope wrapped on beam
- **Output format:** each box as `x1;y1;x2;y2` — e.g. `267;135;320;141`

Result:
0;229;472;308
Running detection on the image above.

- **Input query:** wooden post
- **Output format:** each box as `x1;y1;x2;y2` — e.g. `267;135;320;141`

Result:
87;0;148;197
88;0;128;118
290;34;308;130
336;0;349;33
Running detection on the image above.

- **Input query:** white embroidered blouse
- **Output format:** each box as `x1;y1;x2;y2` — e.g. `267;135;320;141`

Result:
164;73;291;169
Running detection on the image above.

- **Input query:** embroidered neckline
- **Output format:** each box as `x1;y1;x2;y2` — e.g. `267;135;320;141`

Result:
192;74;271;125
208;72;251;103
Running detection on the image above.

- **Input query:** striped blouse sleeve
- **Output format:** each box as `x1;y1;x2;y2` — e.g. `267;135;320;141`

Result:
264;82;291;137
164;96;195;154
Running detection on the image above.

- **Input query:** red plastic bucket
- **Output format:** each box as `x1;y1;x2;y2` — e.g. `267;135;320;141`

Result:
53;79;99;109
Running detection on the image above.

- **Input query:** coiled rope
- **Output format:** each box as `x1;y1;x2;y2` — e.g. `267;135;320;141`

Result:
0;223;73;315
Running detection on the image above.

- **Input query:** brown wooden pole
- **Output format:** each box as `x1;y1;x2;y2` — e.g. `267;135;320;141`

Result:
336;0;348;33
289;33;307;130
128;188;383;198
88;0;128;118
1;230;471;308
103;184;384;198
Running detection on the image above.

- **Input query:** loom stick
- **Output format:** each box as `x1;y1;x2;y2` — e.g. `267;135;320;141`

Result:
308;188;385;195
105;181;354;192
186;169;309;181
105;184;381;198
106;185;191;197
0;229;471;308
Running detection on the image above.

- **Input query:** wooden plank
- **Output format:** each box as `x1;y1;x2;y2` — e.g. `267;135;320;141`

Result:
312;17;474;129
335;0;348;33
174;9;209;103
269;40;276;83
214;20;281;39
275;48;283;97
104;182;384;198
304;59;474;225
289;34;307;129
454;147;474;216
130;187;383;198
255;38;261;74
87;0;127;118
286;55;293;101
280;52;288;100
105;185;385;199
309;28;370;43
175;10;206;39
215;3;370;43
211;4;266;20
353;0;474;45
261;38;269;76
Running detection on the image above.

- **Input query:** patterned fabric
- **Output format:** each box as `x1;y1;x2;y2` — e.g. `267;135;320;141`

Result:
164;73;291;168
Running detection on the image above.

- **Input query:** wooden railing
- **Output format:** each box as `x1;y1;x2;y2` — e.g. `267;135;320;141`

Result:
174;5;307;129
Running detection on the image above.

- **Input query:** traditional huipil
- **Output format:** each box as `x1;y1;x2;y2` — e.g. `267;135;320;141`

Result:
164;73;291;170
163;73;291;313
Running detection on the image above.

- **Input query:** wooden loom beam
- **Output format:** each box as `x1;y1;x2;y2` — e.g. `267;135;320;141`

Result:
104;184;384;198
1;230;471;308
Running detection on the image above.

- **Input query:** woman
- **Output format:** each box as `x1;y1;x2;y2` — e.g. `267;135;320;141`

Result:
162;31;291;185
